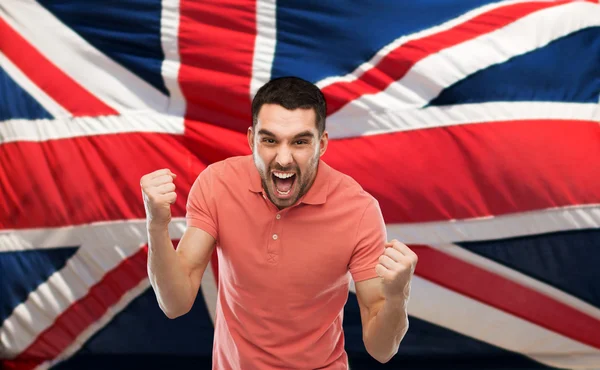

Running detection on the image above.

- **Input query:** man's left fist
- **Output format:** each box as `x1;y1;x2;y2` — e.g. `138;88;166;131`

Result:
376;239;418;301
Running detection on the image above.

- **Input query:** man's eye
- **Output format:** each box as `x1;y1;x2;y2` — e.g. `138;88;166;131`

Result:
263;138;275;144
295;140;307;145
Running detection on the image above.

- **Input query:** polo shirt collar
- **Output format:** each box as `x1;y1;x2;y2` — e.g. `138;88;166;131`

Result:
247;159;330;205
248;161;264;193
299;160;329;205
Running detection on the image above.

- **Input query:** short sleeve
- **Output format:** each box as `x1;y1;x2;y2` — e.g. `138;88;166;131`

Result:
186;166;218;240
349;198;387;282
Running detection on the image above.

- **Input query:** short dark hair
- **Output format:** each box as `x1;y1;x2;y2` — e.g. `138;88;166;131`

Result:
251;76;327;135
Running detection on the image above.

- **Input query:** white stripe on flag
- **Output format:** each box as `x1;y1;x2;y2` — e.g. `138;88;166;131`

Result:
407;276;600;369
34;279;151;370
250;0;277;99
2;205;598;253
316;0;552;88
201;261;218;324
0;111;184;144
0;51;70;119
0;0;170;114
348;275;600;368
1;101;596;143
0;219;186;357
386;204;600;245
328;1;600;115
160;0;186;117
429;243;600;322
326;101;599;139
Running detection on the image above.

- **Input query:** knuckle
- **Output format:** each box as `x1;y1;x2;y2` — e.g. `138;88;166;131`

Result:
149;193;163;203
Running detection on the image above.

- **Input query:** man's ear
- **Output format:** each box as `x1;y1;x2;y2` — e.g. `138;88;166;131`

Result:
319;131;329;157
247;127;254;153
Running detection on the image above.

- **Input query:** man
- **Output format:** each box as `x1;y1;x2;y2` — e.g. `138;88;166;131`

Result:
141;77;417;369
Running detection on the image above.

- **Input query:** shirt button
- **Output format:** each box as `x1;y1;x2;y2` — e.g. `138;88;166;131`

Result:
276;214;281;220
272;234;278;240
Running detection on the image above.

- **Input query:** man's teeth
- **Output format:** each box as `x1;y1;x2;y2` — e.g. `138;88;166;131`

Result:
276;189;291;195
273;172;294;179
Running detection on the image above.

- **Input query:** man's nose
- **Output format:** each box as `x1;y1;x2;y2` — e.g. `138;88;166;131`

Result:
276;146;293;168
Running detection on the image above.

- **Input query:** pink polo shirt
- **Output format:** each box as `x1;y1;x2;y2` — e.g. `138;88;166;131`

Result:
186;155;386;370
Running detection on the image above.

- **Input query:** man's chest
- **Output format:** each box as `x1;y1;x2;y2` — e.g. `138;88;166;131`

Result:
215;199;358;299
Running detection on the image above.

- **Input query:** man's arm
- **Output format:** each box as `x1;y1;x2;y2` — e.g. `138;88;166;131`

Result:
141;169;216;319
147;225;215;319
355;239;417;363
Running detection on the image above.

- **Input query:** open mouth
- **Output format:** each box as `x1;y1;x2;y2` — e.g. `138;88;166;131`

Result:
272;171;297;198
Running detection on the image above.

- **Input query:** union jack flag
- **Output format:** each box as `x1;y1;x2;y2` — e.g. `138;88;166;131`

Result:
1;0;599;369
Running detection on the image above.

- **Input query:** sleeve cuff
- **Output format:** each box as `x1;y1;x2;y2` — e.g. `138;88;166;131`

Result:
186;217;218;241
350;265;379;282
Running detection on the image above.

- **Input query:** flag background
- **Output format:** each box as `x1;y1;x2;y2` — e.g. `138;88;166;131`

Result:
1;0;600;369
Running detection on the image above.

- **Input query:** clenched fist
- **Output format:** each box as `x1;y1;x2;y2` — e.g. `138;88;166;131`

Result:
140;169;178;230
376;239;418;303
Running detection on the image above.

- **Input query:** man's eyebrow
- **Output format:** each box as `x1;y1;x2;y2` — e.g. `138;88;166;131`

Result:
292;131;315;139
257;129;276;137
257;129;315;139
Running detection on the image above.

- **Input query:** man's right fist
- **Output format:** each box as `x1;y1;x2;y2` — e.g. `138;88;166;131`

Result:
141;169;178;230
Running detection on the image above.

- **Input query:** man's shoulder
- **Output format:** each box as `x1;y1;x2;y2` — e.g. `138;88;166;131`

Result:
190;155;255;204
201;155;253;178
191;155;255;198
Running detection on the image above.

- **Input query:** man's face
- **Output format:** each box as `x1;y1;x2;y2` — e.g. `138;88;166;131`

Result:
248;104;328;209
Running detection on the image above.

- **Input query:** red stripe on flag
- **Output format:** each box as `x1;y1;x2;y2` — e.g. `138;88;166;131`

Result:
0;18;117;117
2;120;599;230
413;245;600;349
178;0;257;133
322;0;580;115
4;246;149;370
323;119;600;223
0;133;206;230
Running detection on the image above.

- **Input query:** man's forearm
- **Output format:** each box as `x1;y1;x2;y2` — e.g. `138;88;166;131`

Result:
147;226;194;318
363;298;409;363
